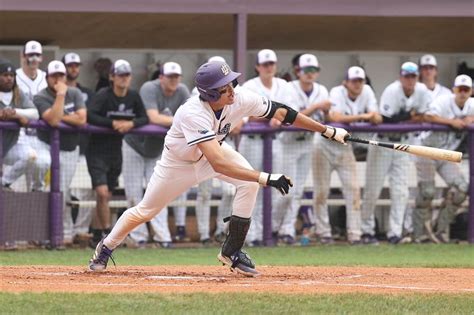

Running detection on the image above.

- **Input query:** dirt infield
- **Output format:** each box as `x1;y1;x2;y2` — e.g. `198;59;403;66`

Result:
1;266;473;294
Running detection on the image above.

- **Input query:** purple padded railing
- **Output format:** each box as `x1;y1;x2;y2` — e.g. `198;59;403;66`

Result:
0;121;472;246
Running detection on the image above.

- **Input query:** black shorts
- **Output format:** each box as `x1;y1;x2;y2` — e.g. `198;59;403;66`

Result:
86;148;122;191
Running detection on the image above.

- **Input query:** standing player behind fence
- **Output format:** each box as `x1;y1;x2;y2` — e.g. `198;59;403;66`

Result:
240;49;296;246
361;62;432;245
89;61;349;276
124;61;190;248
314;66;381;245
0;59;39;250
280;54;330;244
413;74;473;244
0;59;39;191
10;40;50;192
86;60;148;247
419;54;451;99
63;52;96;243
34;61;87;247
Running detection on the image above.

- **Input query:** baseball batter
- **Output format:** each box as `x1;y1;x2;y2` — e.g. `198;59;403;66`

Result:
191;56;236;244
281;53;330;243
89;61;348;276
240;49;296;246
313;66;381;244
361;62;432;244
413;74;473;243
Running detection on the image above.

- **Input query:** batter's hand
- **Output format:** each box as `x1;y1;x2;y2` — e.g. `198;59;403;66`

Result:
258;172;293;195
321;126;349;145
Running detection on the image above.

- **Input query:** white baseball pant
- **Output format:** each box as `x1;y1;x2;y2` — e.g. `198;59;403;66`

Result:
104;142;259;250
2;141;36;187
361;143;410;238
122;141;172;243
312;136;361;242
238;135;264;243
71;156;94;235
272;136;312;237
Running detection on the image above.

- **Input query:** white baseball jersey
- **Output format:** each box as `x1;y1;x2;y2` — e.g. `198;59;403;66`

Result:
380;81;432;117
330;84;378;140
165;90;271;162
242;77;295;108
421;95;474;151
424;82;452;99
15;68;47;101
289;80;328;122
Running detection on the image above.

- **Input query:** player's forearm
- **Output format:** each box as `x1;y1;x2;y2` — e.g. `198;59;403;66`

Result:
87;112;113;128
15;108;39;120
62;113;87;126
329;113;364;124
210;158;260;183
291;112;326;133
149;114;173;127
425;114;454;126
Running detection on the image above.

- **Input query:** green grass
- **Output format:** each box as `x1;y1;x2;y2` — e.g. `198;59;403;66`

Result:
1;292;474;314
1;244;474;268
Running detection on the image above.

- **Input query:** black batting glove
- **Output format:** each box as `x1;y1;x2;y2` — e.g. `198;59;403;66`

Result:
258;172;293;195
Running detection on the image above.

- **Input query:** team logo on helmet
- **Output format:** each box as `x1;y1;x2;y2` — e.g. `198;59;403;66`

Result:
221;64;231;76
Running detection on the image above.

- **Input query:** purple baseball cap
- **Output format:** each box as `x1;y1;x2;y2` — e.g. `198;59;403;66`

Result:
195;61;240;90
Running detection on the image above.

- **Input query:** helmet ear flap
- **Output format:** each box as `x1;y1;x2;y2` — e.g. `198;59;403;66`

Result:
197;87;221;102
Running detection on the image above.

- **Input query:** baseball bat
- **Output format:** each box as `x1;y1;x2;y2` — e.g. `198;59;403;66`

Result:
344;136;462;163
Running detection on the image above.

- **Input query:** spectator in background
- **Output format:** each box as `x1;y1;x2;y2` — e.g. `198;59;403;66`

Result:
414;75;473;243
314;66;381;245
285;54;331;244
241;49;296;246
86;59;148;247
9;40;50;192
0;59;39;190
123;61;190;248
34;60;87;246
94;58;112;92
62;52;96;244
419;54;451;99
0;59;39;250
361;62;431;245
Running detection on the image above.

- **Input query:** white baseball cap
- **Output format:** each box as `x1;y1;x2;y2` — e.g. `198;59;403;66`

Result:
454;74;472;88
111;59;132;75
419;54;437;67
208;56;226;63
24;40;42;55
162;62;182;76
63;52;81;65
299;54;319;69
347;66;366;80
47;60;66;75
400;62;419;76
257;49;277;64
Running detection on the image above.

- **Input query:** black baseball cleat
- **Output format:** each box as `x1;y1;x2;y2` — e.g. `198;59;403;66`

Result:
218;250;259;277
88;238;115;271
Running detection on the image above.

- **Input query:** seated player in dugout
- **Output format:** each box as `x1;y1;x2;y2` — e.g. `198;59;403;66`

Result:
89;61;349;277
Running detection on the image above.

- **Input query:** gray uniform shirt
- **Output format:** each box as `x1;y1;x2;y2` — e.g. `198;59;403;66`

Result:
0;89;36;156
125;80;190;158
34;87;86;151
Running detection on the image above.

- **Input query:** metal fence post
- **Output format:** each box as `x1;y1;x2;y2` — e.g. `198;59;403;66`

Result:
468;130;474;244
49;128;62;247
262;132;274;246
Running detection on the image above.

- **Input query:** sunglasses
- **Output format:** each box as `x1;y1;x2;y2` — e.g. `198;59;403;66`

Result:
457;86;472;93
217;83;233;94
301;67;320;74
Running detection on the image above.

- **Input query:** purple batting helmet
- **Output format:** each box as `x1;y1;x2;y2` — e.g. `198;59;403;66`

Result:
195;61;241;102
